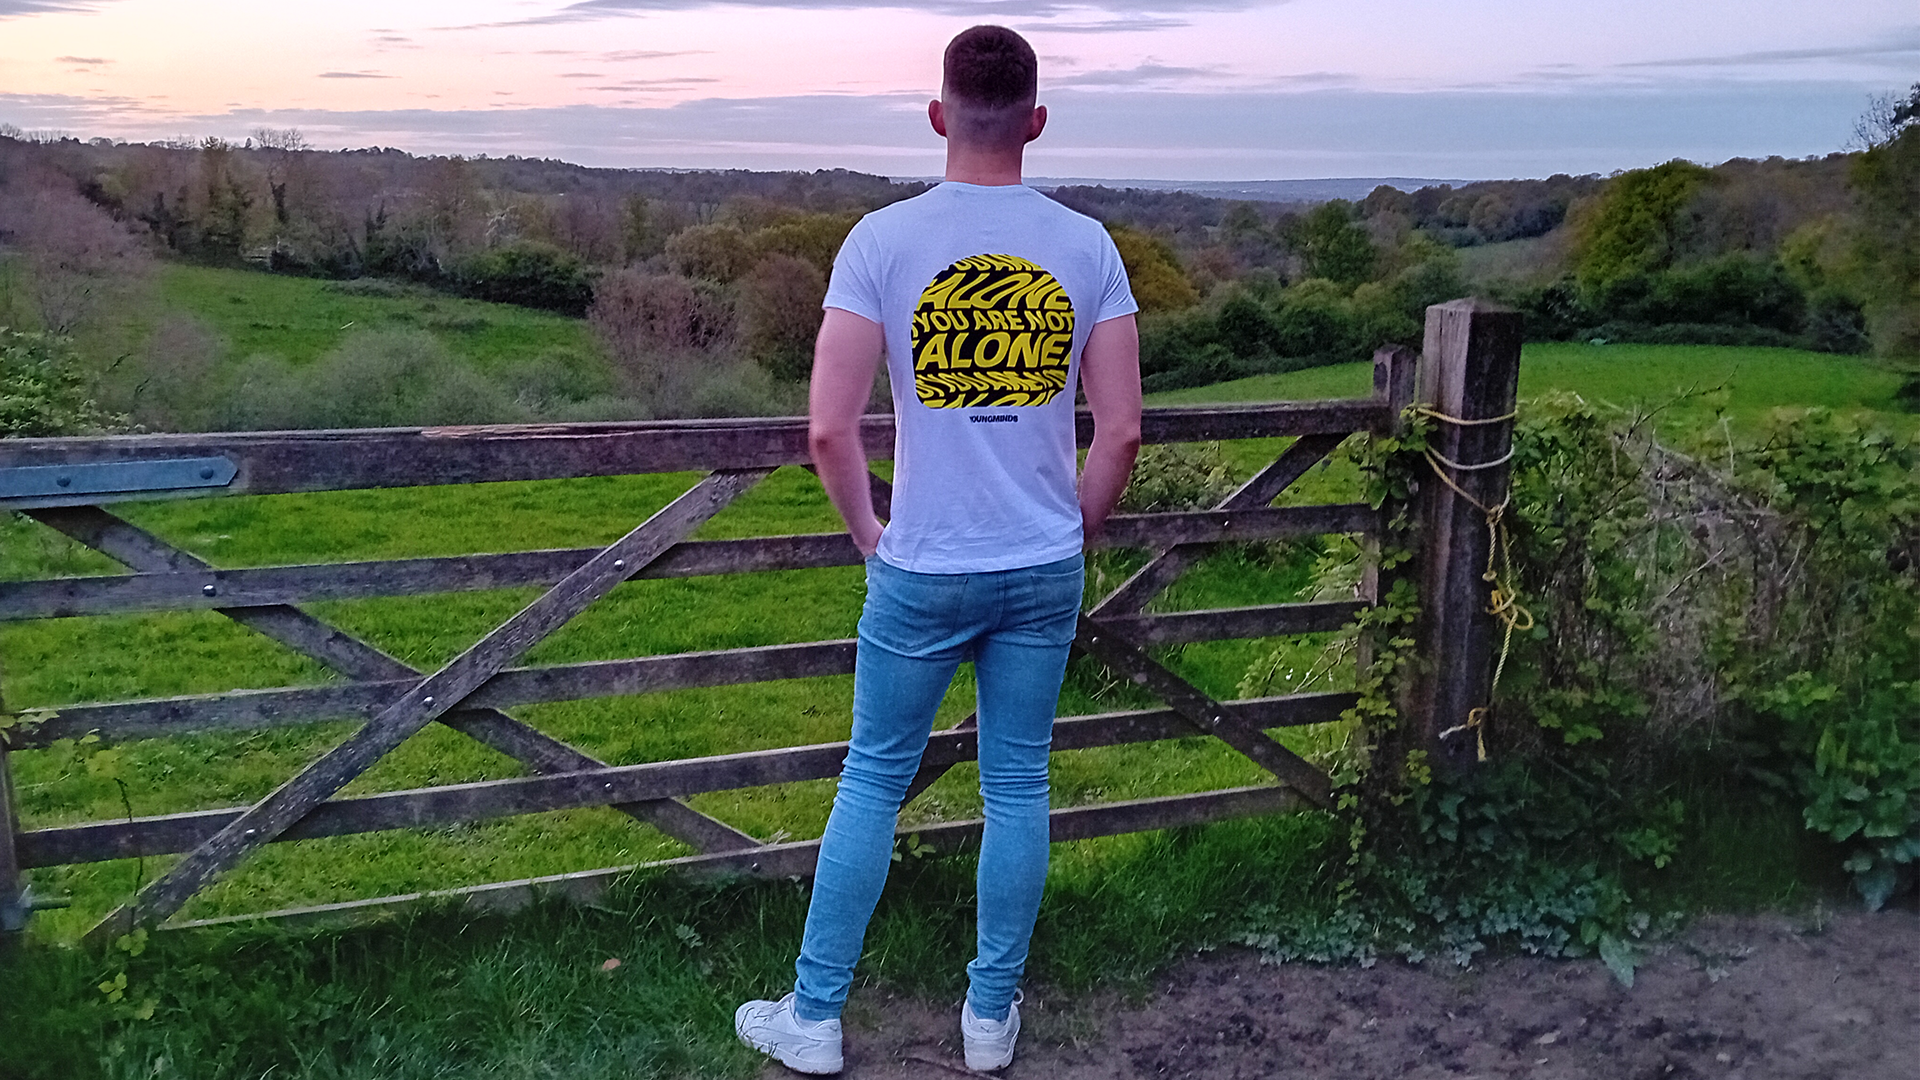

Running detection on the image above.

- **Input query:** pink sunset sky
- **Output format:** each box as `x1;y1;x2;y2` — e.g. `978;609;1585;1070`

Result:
1;0;1916;179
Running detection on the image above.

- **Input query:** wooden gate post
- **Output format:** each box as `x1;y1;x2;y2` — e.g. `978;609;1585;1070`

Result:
1410;299;1522;774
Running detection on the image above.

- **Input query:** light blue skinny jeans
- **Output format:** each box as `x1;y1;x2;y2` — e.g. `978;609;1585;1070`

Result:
792;551;1084;1024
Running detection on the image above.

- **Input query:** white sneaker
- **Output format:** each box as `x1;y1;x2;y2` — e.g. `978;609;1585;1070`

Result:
960;990;1022;1072
734;992;844;1075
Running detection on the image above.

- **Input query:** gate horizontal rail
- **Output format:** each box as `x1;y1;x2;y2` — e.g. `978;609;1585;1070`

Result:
0;505;1375;621
19;692;1355;868
0;349;1439;938
169;785;1305;932
0;399;1388;509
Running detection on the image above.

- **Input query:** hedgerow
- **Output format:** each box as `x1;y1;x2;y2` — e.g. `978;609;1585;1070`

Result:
1239;393;1918;978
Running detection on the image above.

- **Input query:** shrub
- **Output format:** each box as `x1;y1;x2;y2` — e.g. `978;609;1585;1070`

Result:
216;330;526;430
748;212;859;276
590;269;735;357
1586;254;1806;333
1805;291;1871;354
124;314;225;431
451;242;595;315
0;180;152;336
588;268;792;418
1108;225;1199;314
495;351;615;415
1571;159;1714;291
1233;399;1917;972
1283;200;1377;286
737;254;825;381
665;224;755;283
0;327;126;435
1117;441;1236;514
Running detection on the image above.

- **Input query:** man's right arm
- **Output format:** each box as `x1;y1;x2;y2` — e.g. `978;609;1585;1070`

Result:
1078;313;1143;546
808;307;888;557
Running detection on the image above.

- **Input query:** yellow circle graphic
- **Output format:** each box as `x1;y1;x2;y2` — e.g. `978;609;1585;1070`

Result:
909;254;1076;409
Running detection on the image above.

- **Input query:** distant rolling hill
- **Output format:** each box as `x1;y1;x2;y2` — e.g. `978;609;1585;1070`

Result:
1025;177;1472;202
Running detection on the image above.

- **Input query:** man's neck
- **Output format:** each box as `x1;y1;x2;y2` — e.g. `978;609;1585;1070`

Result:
943;146;1024;187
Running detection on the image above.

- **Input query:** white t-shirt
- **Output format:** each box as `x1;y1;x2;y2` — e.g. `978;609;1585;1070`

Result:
824;181;1138;574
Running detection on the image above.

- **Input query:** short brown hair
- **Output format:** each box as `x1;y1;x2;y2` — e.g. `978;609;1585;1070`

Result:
943;25;1036;108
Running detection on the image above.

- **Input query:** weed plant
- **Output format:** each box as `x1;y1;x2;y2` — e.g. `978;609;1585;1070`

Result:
1237;388;1917;980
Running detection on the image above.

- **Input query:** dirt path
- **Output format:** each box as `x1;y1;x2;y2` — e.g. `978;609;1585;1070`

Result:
775;906;1920;1079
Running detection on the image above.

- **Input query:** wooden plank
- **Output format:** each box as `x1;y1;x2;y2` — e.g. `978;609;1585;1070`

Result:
1410;300;1522;774
12;641;861;747
1076;615;1333;806
86;468;770;940
900;710;978;806
20;693;1353;867
2;504;1373;622
867;471;894;522
1;401;1382;508
163;785;1303;931
21;508;759;855
1373;344;1419;435
1098;504;1375;549
1091;432;1353;619
1098;601;1364;645
0;537;851;620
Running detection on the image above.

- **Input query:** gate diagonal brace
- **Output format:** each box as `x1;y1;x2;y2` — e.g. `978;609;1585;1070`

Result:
82;468;771;941
28;508;760;860
1074;615;1332;807
900;433;1347;809
1091;432;1348;620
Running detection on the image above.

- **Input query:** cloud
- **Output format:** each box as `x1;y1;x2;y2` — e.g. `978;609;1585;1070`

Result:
1015;17;1192;33
590;78;721;90
318;71;395;79
1622;31;1920;70
451;0;1265;28
1054;62;1220;88
0;0;116;16
55;55;111;65
601;49;705;61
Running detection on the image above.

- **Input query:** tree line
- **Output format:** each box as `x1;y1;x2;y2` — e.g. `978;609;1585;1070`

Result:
2;89;1916;432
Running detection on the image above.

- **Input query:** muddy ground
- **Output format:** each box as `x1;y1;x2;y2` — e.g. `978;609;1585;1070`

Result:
770;905;1920;1079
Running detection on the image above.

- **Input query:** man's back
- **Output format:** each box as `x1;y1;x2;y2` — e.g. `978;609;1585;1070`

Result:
826;181;1136;572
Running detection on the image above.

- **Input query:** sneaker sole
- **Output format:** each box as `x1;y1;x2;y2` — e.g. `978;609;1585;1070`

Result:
734;1003;843;1075
962;1021;1018;1071
742;1036;842;1075
964;1048;1015;1071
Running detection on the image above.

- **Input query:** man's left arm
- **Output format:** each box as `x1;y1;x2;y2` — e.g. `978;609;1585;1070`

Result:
1078;313;1142;546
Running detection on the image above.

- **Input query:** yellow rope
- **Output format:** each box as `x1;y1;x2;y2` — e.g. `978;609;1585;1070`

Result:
1412;406;1518;427
1422;418;1532;763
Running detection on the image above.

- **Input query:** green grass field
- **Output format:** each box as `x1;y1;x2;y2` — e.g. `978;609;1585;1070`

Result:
7;337;1905;940
1;467;1326;939
159;265;604;372
1152;341;1914;434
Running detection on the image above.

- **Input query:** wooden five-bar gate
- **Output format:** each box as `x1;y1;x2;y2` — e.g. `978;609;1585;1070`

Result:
0;300;1521;944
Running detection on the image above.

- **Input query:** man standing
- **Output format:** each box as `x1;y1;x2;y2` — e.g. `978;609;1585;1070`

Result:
735;25;1141;1074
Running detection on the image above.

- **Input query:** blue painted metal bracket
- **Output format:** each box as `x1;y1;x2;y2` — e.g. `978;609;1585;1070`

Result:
0;456;237;508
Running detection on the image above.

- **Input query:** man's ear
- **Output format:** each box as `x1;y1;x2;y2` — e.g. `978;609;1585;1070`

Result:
1025;104;1048;145
929;99;948;138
